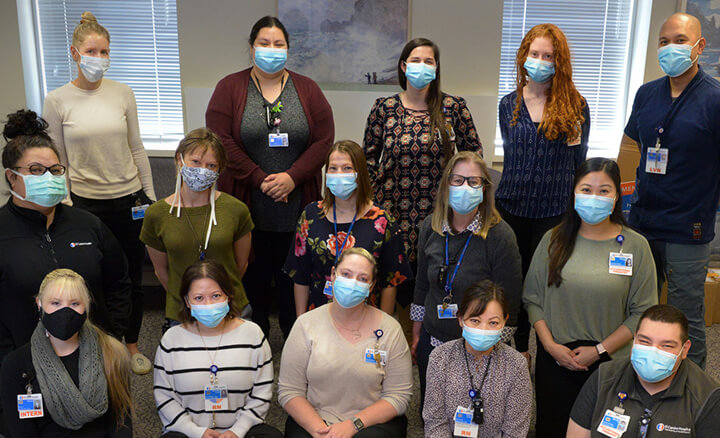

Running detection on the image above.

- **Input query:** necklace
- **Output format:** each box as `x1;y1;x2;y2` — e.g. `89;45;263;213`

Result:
183;203;211;260
197;320;226;429
331;305;368;341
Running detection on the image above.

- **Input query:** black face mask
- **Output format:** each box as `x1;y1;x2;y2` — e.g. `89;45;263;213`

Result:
41;307;87;340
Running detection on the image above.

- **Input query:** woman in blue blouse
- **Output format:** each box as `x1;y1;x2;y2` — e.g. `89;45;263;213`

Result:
495;23;590;358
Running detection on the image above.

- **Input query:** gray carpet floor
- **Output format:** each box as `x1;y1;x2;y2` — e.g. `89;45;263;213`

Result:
130;287;720;438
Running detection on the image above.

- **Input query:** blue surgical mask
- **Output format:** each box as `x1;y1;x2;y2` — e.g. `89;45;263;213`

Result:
448;185;483;215
10;170;67;207
574;193;614;225
631;343;681;383
332;276;371;308
524;57;555;83
254;47;287;74
191;301;230;328
405;62;436;90
462;326;502;352
326;173;358;200
658;40;700;77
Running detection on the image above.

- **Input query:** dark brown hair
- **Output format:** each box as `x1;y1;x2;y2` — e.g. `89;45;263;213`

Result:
178;260;241;323
511;23;586;142
249;16;289;48
547;158;627;287
3;110;59;184
321;140;373;217
175;128;227;173
458;280;508;319
397;38;452;165
637;304;689;343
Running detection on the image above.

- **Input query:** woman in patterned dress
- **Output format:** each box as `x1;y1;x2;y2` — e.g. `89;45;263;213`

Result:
284;140;412;316
363;37;482;332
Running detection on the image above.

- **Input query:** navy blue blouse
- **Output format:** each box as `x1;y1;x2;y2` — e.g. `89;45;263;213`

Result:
495;90;590;219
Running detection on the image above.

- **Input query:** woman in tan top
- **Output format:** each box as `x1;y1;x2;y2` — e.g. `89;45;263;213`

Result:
278;248;412;437
42;11;155;374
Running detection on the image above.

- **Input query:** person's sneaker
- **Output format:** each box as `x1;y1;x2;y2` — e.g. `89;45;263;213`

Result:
131;353;152;375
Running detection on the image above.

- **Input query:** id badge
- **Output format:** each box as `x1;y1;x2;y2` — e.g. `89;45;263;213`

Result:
364;348;387;366
453;406;479;437
597;409;630;438
131;204;149;220
17;394;43;419
268;133;289;147
609;252;633;276
323;280;333;298
437;303;458;319
204;384;229;411
645;148;668;174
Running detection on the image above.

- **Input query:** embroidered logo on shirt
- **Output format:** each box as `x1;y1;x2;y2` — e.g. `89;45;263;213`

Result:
656;423;691;434
69;242;93;248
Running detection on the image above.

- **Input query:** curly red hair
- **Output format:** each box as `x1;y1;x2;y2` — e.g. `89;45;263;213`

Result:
511;23;586;141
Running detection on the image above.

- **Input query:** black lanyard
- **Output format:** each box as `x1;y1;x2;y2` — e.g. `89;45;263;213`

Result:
638;400;665;438
463;346;492;425
252;72;286;130
332;203;357;265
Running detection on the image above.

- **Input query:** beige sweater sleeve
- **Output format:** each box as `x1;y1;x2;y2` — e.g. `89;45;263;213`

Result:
124;87;156;200
277;315;312;408
42;92;73;200
378;314;413;416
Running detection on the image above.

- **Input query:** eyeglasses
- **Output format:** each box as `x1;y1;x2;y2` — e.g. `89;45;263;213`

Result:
13;164;66;176
448;174;486;188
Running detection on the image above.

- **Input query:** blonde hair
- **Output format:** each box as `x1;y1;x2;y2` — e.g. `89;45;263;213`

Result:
38;269;132;427
431;151;501;239
72;11;110;47
336;247;378;283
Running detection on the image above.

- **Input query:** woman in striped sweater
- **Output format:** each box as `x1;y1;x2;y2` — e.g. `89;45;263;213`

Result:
153;260;282;438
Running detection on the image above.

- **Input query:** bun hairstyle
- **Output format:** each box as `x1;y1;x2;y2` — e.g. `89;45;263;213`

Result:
2;110;59;183
72;11;110;47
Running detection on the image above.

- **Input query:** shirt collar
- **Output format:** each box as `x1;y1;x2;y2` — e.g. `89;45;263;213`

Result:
7;198;62;228
442;210;482;234
620;358;689;401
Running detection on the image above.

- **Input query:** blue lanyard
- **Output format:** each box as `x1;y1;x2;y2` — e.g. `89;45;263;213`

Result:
444;232;474;295
333;203;357;265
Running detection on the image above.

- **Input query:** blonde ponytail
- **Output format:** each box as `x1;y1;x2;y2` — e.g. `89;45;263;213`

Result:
96;326;133;428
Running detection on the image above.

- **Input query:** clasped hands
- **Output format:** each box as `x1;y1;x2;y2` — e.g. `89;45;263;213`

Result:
260;172;295;203
549;343;600;371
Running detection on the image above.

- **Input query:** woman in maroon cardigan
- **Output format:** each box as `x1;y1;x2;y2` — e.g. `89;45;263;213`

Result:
206;15;334;339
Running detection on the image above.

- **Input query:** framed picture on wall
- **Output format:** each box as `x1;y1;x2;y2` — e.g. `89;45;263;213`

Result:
679;0;720;79
278;0;409;84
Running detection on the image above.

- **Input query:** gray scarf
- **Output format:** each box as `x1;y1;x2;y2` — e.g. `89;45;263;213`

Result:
31;322;109;430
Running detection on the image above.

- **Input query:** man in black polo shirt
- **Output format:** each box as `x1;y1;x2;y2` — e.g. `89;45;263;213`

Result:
623;13;720;369
567;305;720;437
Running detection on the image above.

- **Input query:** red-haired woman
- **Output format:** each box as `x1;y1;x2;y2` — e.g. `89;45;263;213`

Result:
495;24;590;359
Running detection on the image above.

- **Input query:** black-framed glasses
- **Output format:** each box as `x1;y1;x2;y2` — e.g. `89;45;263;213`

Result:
448;174;486;188
13;164;66;176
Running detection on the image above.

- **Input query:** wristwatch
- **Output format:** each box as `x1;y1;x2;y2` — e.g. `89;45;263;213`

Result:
352;417;365;431
595;343;607;356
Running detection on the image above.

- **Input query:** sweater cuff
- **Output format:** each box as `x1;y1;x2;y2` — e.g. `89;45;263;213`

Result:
410;304;425;322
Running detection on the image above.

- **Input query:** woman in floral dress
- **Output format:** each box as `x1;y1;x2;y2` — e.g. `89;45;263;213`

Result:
284;140;412;315
363;38;481;329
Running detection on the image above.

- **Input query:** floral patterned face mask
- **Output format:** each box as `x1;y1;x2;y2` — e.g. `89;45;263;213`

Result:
180;156;219;192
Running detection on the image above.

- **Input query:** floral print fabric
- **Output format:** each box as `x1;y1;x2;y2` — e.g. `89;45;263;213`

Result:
284;201;413;311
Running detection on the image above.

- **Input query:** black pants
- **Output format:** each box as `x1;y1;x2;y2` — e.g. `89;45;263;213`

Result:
160;423;283;438
496;205;563;352
72;190;150;343
285;415;407;438
243;230;295;338
415;326;435;417
534;337;610;438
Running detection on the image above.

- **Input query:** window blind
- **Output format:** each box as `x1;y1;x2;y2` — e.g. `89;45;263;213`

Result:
496;0;635;158
35;0;183;150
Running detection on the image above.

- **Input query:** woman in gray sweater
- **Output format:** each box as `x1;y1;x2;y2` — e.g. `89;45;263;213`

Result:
411;151;522;409
523;157;657;438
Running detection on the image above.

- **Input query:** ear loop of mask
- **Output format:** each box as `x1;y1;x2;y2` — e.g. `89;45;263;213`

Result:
169;155;218;251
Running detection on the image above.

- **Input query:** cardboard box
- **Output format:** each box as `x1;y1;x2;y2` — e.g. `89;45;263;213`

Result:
659;270;720;326
617;137;641;218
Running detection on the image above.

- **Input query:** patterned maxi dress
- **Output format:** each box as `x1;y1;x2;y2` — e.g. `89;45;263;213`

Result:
363;93;482;267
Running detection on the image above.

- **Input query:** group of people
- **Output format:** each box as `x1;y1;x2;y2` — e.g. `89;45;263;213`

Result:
0;8;719;438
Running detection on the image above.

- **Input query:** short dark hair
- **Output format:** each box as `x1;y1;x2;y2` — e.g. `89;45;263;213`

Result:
2;109;59;184
458;280;508;319
249;16;290;48
637;304;689;343
177;260;242;323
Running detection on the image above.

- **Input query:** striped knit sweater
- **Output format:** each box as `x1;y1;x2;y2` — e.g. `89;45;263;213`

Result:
153;320;273;438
